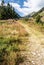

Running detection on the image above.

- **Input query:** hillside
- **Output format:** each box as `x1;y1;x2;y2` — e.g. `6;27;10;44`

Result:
0;18;44;65
32;7;44;17
0;3;20;19
0;7;44;65
24;7;44;18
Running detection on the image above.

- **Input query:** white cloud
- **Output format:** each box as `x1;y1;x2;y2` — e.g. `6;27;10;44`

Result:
10;3;25;15
24;0;31;8
10;2;20;8
10;2;32;16
0;0;44;16
24;0;44;11
32;0;44;9
10;0;44;16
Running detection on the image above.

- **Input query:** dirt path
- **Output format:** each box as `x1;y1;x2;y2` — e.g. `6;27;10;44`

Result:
17;21;44;65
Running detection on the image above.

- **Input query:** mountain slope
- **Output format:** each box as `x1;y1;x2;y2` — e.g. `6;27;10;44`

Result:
0;5;21;19
24;7;44;18
0;10;44;65
32;7;44;17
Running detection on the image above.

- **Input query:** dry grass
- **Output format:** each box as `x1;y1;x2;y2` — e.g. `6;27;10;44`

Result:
17;18;44;65
0;19;44;65
0;20;29;65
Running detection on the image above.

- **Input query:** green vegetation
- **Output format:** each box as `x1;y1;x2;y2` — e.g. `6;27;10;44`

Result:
32;7;44;18
0;35;26;65
0;3;44;65
24;18;29;21
35;14;44;26
0;0;20;19
35;15;41;23
0;20;29;65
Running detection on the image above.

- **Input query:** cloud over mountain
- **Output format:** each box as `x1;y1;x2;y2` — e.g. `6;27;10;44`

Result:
10;0;44;16
0;0;44;16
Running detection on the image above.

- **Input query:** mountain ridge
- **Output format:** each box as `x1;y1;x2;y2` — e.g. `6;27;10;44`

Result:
23;7;44;18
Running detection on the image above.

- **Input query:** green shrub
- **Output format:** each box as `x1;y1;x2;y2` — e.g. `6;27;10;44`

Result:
35;15;41;23
24;18;29;21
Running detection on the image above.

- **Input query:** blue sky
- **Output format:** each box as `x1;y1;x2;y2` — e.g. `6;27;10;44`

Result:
0;0;44;16
4;0;27;8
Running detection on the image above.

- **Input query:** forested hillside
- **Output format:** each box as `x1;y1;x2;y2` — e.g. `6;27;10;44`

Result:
0;0;44;65
0;0;20;19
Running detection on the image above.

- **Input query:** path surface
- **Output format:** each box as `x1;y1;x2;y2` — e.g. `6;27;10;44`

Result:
18;21;44;65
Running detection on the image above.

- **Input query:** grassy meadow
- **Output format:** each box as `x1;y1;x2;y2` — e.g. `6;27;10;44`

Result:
0;19;29;65
0;17;44;65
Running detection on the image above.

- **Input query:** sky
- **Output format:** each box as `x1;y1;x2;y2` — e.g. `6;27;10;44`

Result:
0;0;44;17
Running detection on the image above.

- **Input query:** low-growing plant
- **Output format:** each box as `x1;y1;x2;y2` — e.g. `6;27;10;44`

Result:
24;18;29;21
35;15;41;23
15;54;25;65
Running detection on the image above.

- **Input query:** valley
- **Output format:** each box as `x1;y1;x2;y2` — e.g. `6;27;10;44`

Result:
0;18;44;65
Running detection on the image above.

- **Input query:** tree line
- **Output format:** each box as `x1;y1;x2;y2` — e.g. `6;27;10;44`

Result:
0;0;20;19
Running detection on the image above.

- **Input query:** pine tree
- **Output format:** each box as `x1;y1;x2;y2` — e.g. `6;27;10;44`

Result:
1;0;4;6
0;1;20;19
